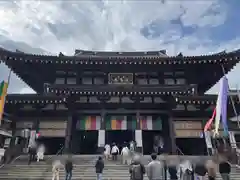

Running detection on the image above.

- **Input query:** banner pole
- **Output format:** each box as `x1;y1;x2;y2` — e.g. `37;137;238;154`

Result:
7;69;12;87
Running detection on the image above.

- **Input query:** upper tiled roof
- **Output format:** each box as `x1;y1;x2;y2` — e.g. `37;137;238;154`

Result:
0;48;240;65
74;49;168;57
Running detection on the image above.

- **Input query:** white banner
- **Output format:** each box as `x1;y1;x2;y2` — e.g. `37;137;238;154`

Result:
204;131;213;148
98;130;105;147
4;138;11;148
229;131;237;148
135;130;142;147
28;130;36;147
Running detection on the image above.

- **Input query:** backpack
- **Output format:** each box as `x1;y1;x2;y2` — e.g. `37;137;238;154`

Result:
132;164;142;180
194;165;207;176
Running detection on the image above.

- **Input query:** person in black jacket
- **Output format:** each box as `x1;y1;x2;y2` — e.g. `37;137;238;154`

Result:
95;156;104;180
28;146;36;165
168;166;178;180
129;155;145;180
167;153;177;180
219;160;231;180
65;159;73;180
194;163;207;180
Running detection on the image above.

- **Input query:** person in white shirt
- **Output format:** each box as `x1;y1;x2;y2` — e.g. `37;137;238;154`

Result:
177;160;193;180
147;153;165;180
111;143;119;161
52;160;62;180
104;144;111;160
121;145;130;165
37;144;45;162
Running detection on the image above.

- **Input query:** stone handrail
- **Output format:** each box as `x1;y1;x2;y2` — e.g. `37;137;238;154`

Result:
140;155;213;166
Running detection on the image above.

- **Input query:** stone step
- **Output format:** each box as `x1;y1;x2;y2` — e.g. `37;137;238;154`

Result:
0;171;238;180
2;165;122;168
0;170;132;174
12;160;97;165
2;167;240;173
0;178;136;179
0;179;230;180
0;175;235;180
1;168;129;171
2;155;240;180
4;166;240;172
1;169;240;177
1;174;240;179
0;173;237;180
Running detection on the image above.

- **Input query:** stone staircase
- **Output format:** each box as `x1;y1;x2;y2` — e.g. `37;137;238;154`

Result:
0;155;133;180
228;165;240;180
0;155;240;180
0;155;95;180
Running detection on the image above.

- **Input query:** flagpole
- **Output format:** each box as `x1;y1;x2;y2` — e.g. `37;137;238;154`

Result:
7;69;12;88
221;65;239;128
237;84;240;126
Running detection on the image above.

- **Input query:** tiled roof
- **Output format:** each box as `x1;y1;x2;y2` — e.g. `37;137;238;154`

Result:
5;94;65;104
0;48;240;65
74;49;168;57
48;84;196;95
174;95;240;104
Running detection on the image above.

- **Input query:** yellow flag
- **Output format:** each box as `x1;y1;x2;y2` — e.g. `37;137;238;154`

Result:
0;81;8;121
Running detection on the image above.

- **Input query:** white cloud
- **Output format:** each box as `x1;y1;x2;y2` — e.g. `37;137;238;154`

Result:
0;0;239;94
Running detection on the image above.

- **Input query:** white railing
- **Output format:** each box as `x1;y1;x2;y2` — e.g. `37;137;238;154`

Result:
176;146;184;155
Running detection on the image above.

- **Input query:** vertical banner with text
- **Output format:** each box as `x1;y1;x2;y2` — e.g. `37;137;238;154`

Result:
135;130;142;147
28;130;36;148
204;131;213;149
98;130;105;147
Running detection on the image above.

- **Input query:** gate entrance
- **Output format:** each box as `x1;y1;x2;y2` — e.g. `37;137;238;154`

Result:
142;130;163;155
37;137;65;155
106;130;134;148
176;138;207;155
74;130;98;154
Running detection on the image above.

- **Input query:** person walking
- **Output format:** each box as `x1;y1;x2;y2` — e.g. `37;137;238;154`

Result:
130;140;135;155
168;166;178;180
65;158;73;180
28;145;36;165
52;160;62;180
146;153;165;180
36;144;45;162
121;144;130;165
104;144;111;160
111;143;119;161
167;154;178;180
95;156;104;180
219;158;231;180
129;155;145;180
205;159;217;180
194;163;207;180
177;160;194;180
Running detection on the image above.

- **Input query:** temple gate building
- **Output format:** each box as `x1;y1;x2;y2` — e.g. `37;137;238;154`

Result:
0;48;240;155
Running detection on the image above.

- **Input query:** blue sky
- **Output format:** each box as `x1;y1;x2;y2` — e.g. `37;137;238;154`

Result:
0;0;239;93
